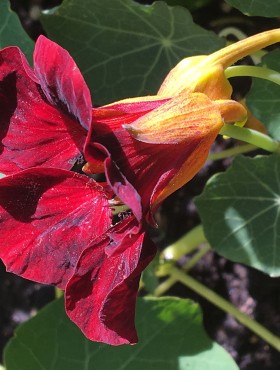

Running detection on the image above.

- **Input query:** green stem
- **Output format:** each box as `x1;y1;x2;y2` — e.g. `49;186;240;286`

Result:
170;267;280;352
225;65;280;86
154;245;211;296
208;143;257;161
160;224;206;262
220;124;280;153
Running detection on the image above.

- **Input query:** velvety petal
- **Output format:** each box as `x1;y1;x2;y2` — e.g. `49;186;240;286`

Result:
0;168;112;288
65;216;156;345
34;36;92;130
84;97;170;219
85;94;223;223
83;96;169;174
0;46;86;174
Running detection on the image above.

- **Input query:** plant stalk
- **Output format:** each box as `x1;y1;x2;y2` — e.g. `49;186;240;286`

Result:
160;224;206;262
170;267;280;352
220;125;280;153
225;65;280;86
155;245;211;296
208;144;257;161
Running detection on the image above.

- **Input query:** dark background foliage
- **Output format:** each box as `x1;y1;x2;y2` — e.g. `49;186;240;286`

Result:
0;1;280;369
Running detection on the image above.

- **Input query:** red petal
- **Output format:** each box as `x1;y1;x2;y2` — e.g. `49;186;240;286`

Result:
86;120;206;224
34;36;92;130
0;168;112;288
65;216;156;345
84;97;169;220
86;95;221;223
0;46;86;174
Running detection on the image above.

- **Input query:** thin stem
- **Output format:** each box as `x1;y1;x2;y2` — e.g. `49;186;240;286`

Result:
218;27;248;41
220;125;280;153
225;65;280;86
209;144;257;161
182;244;211;271
170;267;280;352
160;224;206;262
154;245;211;296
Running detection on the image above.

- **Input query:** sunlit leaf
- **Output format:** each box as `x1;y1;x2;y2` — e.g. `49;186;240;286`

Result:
4;297;238;370
0;0;34;61
195;154;280;277
41;0;224;105
225;0;280;17
247;49;280;140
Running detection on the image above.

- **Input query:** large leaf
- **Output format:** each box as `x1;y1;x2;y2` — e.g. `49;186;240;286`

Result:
195;154;280;277
162;0;211;10
247;49;280;140
225;0;280;17
4;297;238;370
0;0;34;61
41;0;224;105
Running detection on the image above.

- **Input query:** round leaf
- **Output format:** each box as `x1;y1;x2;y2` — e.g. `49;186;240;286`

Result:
0;0;34;61
4;297;238;370
195;154;280;277
41;0;224;105
247;49;280;140
225;0;280;17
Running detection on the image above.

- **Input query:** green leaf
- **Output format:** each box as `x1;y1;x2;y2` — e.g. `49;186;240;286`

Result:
4;297;238;370
225;0;280;17
247;49;280;140
141;254;160;293
162;0;212;11
195;154;280;277
0;0;34;61
41;0;224;105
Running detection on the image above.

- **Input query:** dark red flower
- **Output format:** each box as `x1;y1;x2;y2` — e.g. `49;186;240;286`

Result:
0;168;111;288
84;94;242;224
66;215;156;345
0;168;155;344
0;36;91;174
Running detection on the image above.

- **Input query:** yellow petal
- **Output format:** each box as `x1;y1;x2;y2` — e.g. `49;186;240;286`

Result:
159;58;232;100
214;99;247;124
152;126;219;209
158;29;280;100
124;92;223;144
158;55;206;96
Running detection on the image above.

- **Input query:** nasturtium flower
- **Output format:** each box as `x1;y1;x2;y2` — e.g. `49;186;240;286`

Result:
0;35;91;174
0;36;157;345
0;168;156;345
85;93;245;224
1;30;280;346
84;29;280;223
